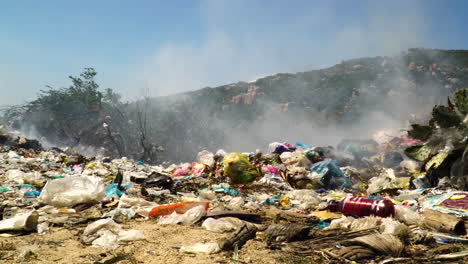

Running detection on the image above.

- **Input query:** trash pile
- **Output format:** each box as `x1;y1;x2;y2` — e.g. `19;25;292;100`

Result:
0;91;467;263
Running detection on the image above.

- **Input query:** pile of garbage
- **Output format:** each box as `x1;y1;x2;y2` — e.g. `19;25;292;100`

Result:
0;91;467;263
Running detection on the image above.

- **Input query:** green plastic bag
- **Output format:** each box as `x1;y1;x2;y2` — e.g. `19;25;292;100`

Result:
223;153;260;184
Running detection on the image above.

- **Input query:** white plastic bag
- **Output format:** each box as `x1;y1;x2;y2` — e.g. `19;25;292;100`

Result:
202;218;237;233
38;176;105;207
228;197;244;210
197;150;215;167
394;204;420;225
4;169;41;184
118;194;158;218
180;242;221;254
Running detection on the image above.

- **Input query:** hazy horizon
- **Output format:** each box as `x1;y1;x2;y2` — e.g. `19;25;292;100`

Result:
1;0;467;107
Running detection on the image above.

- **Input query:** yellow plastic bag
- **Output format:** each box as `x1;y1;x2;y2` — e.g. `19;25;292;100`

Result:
223;153;260;184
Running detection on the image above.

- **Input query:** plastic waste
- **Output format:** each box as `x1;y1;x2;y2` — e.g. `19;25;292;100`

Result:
328;196;395;218
286;190;320;210
132;171;174;189
380;218;410;238
394;204;420;226
82;218;144;248
327;216;380;231
149;201;209;217
105;183;124;197
0;211;39;232
180;242;221;254
273;144;296;154
227;197;244;210
17;243;39;261
37;222;49;234
295;142;312;149
215;149;227;157
191;162;206;175
157;205;207;225
258;174;288;188
280;151;311;167
172;166;191;177
6;170;42;185
197;150;215;167
0;186;10;192
263;165;279;175
223;152;260;184
421;191;468;217
268;142;284;153
367;169;410;194
24;190;41;197
7;150;19;159
38;176;105;207
399;159;420;171
212;184;238;195
198;189;217;200
325;216;407;239
118;194;158;218
432;232;468;244
6;169;25;183
305;150;325;163
308;160;352;190
202;218;237;233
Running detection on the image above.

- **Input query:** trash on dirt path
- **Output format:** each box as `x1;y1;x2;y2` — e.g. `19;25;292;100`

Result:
0;89;466;264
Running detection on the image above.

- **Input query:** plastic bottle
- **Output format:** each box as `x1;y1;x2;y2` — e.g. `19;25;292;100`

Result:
328;197;395;218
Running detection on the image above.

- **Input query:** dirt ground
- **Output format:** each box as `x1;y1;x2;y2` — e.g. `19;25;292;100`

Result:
0;219;308;264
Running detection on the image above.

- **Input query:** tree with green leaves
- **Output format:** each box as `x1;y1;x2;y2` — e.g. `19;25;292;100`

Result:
405;88;467;189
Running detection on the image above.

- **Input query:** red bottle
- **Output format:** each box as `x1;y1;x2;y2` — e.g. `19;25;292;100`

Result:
328;197;395;218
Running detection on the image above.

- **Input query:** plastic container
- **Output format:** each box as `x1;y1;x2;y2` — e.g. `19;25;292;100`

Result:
328;197;395;218
149;201;209;217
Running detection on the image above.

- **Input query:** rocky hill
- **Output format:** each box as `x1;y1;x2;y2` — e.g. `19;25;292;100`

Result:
140;48;468;161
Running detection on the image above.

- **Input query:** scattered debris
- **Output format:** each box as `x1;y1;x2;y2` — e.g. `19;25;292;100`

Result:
0;88;466;263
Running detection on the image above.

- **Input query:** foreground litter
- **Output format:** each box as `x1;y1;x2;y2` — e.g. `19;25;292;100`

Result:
0;116;467;263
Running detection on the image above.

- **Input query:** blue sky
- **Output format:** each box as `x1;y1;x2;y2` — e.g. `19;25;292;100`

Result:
1;0;467;106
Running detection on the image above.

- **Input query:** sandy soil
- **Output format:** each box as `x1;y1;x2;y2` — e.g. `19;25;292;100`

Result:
0;219;299;264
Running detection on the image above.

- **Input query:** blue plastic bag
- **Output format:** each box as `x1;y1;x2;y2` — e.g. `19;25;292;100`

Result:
309;160;352;190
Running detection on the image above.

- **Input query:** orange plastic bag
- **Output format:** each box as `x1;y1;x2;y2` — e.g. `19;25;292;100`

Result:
149;201;209;217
